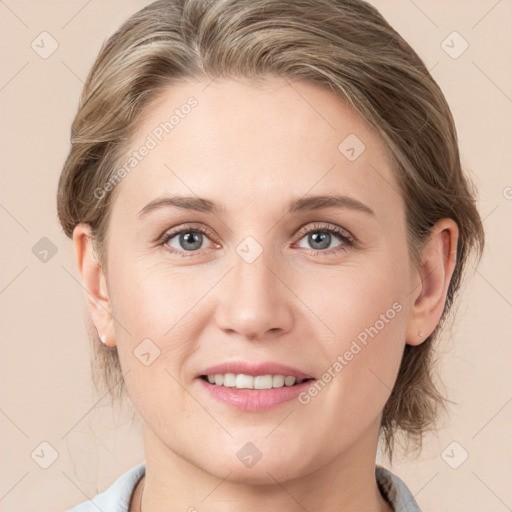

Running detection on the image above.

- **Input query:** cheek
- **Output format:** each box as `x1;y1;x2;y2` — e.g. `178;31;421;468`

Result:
294;250;409;411
108;261;206;425
295;285;406;453
105;258;203;376
296;249;410;347
108;255;213;338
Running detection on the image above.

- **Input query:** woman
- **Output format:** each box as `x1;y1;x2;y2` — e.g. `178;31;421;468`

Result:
58;0;485;510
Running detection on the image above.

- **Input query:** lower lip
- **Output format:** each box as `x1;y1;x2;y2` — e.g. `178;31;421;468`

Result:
196;377;316;411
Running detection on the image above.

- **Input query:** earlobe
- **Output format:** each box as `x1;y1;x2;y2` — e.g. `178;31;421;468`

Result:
72;224;115;347
405;219;459;346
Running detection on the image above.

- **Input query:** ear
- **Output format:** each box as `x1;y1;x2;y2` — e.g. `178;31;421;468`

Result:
72;223;116;347
405;218;459;346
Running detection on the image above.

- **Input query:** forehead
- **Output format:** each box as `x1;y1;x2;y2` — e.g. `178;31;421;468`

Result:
110;76;402;220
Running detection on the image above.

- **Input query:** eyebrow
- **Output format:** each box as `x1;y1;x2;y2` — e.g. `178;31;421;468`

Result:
137;193;375;218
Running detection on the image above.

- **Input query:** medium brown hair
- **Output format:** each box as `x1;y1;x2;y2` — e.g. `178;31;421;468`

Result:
57;0;485;462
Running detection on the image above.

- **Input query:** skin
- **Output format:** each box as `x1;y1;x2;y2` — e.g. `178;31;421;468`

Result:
73;76;458;512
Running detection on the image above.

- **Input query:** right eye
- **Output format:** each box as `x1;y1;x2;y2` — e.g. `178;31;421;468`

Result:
159;224;218;256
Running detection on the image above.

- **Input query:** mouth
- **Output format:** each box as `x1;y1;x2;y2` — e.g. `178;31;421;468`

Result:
195;361;316;410
197;373;317;411
199;373;315;389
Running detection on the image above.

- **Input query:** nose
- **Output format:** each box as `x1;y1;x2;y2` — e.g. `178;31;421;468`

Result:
214;245;294;341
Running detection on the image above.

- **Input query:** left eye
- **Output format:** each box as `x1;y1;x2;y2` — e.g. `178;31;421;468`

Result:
296;228;347;252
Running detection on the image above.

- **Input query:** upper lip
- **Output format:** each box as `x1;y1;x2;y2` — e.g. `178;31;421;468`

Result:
198;361;314;380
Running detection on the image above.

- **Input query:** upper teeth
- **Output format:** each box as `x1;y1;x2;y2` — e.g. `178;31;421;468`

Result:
206;374;306;389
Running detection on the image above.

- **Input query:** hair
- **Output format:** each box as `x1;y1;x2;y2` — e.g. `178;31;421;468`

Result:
57;0;485;462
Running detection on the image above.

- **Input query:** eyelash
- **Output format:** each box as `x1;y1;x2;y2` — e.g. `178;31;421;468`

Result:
158;222;356;258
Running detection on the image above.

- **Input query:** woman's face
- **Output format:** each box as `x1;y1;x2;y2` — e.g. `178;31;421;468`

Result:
100;76;420;482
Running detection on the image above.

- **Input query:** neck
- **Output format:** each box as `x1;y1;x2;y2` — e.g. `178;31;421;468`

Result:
135;418;392;512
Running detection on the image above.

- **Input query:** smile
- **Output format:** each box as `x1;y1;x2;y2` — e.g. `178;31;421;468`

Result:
201;373;313;389
197;374;316;411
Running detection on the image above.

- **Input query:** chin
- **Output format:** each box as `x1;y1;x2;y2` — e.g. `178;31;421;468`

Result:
198;448;313;486
212;464;300;486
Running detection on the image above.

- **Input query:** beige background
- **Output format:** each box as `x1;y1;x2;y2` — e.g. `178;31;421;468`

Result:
0;1;511;510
